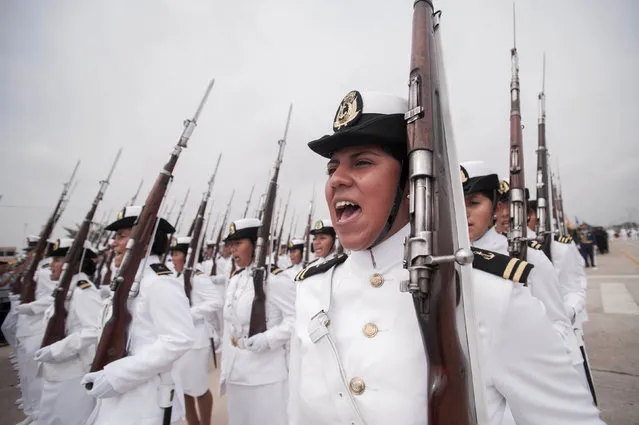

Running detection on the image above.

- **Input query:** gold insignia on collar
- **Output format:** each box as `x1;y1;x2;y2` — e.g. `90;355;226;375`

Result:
460;166;469;184
333;90;363;131
314;220;324;230
499;180;510;195
229;223;236;235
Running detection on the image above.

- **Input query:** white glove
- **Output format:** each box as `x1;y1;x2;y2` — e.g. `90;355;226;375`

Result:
81;371;119;399
190;306;204;321
237;333;270;353
34;346;56;363
17;303;36;315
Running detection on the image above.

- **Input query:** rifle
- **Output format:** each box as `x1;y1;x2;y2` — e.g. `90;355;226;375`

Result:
199;205;214;261
551;173;561;235
555;165;567;236
174;189;191;234
130;179;144;206
88;78;215;376
286;209;296;247
163;189;190;264
243;185;254;218
535;54;552;260
41;149;121;348
248;104;292;337
210;190;235;276
507;5;528;260
302;189;314;267
183;154;221;302
20;160;80;303
274;191;291;263
403;1;483;422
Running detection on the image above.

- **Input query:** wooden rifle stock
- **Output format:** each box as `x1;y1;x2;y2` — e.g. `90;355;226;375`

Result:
89;78;214;377
42;150;120;348
21;160;80;304
405;2;473;423
248;104;292;337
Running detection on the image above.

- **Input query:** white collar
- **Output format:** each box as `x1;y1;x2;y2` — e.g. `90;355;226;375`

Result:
472;226;507;252
348;224;409;273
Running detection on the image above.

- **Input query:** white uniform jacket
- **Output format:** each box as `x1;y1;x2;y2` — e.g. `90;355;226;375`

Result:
472;228;573;342
178;270;224;349
289;224;604;425
88;255;195;425
17;258;56;338
282;263;303;282
220;266;296;390
40;272;102;380
37;273;101;425
530;230;587;327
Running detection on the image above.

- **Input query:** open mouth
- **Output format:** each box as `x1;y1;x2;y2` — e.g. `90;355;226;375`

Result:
335;200;362;224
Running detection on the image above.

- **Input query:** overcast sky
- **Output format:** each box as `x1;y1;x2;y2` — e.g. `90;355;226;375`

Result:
1;0;638;249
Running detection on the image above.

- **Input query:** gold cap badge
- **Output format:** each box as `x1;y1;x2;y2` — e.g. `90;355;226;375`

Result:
498;180;510;195
333;90;363;131
117;209;125;220
229;223;236;235
53;239;60;251
314;220;324;230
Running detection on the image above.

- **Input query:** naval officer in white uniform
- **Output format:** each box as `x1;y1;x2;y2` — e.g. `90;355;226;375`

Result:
81;206;195;425
288;90;605;425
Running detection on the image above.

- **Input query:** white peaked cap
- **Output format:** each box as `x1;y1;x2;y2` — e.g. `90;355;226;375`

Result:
358;91;407;114
460;160;495;179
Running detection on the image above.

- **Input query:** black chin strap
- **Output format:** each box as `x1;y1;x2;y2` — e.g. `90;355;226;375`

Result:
368;161;407;249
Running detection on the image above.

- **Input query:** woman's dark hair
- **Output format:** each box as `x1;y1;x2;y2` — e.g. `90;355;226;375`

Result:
81;257;96;277
151;230;169;256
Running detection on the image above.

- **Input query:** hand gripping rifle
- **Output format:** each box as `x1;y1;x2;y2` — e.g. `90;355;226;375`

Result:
183;154;221;302
535;54;552;260
20;160;80;303
507;5;528;260
248;104;292;337
210;190;234;276
41;149;121;348
88;78;215;378
403;2;484;423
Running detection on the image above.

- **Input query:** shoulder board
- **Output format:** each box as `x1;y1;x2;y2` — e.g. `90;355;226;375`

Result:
295;254;348;282
150;263;173;276
527;240;543;250
230;268;244;278
195;270;203;276
271;267;283;275
554;235;573;244
77;280;92;290
471;247;534;286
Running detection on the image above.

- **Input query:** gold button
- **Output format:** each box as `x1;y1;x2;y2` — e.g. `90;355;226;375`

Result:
363;323;378;338
349;377;365;395
369;273;384;288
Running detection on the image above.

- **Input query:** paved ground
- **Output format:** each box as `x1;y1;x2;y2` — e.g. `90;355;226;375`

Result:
1;239;638;424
